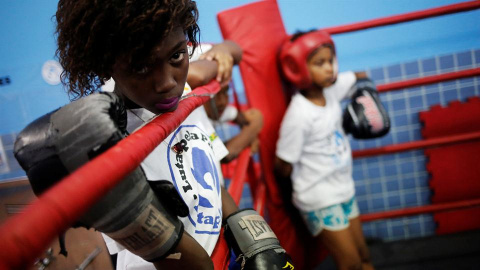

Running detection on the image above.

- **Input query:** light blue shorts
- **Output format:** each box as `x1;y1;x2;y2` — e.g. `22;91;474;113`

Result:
300;196;360;237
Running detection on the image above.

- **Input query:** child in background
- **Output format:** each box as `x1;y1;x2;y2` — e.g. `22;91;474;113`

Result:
202;83;263;163
275;30;375;270
188;42;263;163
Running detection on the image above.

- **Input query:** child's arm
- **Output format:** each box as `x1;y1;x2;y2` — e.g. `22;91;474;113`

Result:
274;157;293;179
355;71;368;79
152;233;213;270
274;157;294;204
333;71;369;101
198;40;243;87
221;186;240;216
187;59;219;89
187;40;242;89
222;108;263;163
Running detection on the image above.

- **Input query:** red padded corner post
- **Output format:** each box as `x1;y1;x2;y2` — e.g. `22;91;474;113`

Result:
420;97;480;234
217;1;313;268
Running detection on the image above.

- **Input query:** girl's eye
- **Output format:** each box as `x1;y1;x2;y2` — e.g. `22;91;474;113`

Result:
136;66;149;75
171;50;186;63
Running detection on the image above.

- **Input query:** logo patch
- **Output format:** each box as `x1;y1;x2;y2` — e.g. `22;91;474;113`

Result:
168;125;222;235
239;215;276;241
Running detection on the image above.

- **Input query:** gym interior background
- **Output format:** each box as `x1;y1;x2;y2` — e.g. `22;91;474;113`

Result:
0;0;479;257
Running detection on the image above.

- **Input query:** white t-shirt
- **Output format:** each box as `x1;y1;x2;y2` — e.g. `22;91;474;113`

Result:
276;71;357;211
190;43;213;61
208;104;238;126
104;83;229;270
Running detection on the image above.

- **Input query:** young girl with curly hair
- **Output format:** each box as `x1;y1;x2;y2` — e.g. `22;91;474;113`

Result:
51;1;293;269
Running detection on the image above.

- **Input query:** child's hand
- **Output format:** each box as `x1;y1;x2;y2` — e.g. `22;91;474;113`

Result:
199;43;236;86
234;111;249;127
242;109;264;133
250;137;260;154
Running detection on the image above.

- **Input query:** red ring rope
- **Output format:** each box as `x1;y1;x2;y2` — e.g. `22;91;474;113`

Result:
353;131;480;158
361;198;480;222
0;81;221;270
377;67;480;93
227;147;251;204
323;1;480;35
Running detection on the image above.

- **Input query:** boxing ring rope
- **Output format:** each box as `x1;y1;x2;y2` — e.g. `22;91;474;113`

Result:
361;198;480;222
225;148;266;216
227;147;251;204
0;81;223;270
377;67;480;93
322;0;480;35
221;79;266;215
252;176;266;216
352;130;480;221
353;131;480;158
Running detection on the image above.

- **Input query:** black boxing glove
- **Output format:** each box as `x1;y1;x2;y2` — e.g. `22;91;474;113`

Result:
224;209;295;270
343;78;390;139
14;92;187;261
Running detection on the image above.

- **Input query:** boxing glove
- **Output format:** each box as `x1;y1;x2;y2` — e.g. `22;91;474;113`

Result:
224;209;295;270
343;78;390;139
14;92;187;261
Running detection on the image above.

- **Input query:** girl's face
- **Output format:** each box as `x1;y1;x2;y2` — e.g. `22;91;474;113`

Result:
307;46;335;89
204;85;229;120
112;26;189;114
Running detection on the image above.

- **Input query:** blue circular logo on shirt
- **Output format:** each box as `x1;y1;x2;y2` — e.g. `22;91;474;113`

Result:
167;125;222;235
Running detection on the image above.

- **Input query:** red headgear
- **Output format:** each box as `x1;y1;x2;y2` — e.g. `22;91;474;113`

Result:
279;30;338;89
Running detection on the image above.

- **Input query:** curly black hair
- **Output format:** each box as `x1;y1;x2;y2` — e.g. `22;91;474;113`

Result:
55;0;200;100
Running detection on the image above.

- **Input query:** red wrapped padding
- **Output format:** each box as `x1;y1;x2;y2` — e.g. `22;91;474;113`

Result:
217;1;308;267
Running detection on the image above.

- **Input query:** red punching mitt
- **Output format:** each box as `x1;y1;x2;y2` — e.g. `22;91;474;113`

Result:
279;30;338;89
343;78;390;139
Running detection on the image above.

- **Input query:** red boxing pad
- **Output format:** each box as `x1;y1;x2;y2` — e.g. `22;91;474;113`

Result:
218;0;288;207
217;1;311;268
279;30;337;89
